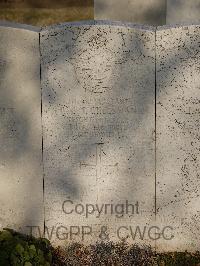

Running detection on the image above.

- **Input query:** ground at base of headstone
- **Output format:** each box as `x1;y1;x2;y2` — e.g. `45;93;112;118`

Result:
1;229;200;266
52;243;200;266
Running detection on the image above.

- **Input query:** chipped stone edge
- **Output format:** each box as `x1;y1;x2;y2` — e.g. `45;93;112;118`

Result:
157;22;200;31
0;20;41;32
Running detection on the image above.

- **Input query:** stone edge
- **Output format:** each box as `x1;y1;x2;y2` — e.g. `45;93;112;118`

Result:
0;20;40;32
0;20;200;33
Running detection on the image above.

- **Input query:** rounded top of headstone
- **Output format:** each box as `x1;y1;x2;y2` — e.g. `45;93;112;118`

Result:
0;20;40;32
41;20;156;33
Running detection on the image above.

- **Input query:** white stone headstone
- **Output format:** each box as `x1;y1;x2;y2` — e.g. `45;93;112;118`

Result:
41;21;156;246
0;22;43;237
156;25;200;251
1;20;200;252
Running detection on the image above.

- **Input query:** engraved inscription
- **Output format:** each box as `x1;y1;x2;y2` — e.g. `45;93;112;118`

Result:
80;143;119;180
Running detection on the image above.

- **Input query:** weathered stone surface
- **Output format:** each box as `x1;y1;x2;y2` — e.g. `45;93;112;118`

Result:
41;21;156;246
167;0;200;24
94;0;166;25
0;22;43;237
156;25;200;251
1;20;200;251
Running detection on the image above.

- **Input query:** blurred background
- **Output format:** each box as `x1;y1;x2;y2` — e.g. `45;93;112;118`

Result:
0;0;199;26
0;0;94;26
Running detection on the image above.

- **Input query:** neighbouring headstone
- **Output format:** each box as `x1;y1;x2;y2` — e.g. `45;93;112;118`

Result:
41;21;156;246
156;25;200;251
94;0;166;25
0;22;43;237
167;0;200;24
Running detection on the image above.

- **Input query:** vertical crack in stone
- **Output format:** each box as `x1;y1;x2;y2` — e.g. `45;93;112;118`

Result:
155;27;157;220
155;27;158;252
39;30;46;236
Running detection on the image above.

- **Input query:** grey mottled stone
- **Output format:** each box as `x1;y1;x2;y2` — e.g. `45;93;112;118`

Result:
0;24;43;237
156;25;200;251
41;21;156;246
167;0;200;25
94;0;166;25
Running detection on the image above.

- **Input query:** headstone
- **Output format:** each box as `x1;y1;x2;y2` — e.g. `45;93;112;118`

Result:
0;22;43;237
156;25;200;251
167;0;200;24
94;0;166;25
41;21;156;246
1;20;200;251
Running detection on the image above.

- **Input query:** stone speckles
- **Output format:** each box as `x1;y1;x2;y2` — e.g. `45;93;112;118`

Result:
40;24;155;246
156;25;200;252
0;21;200;251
